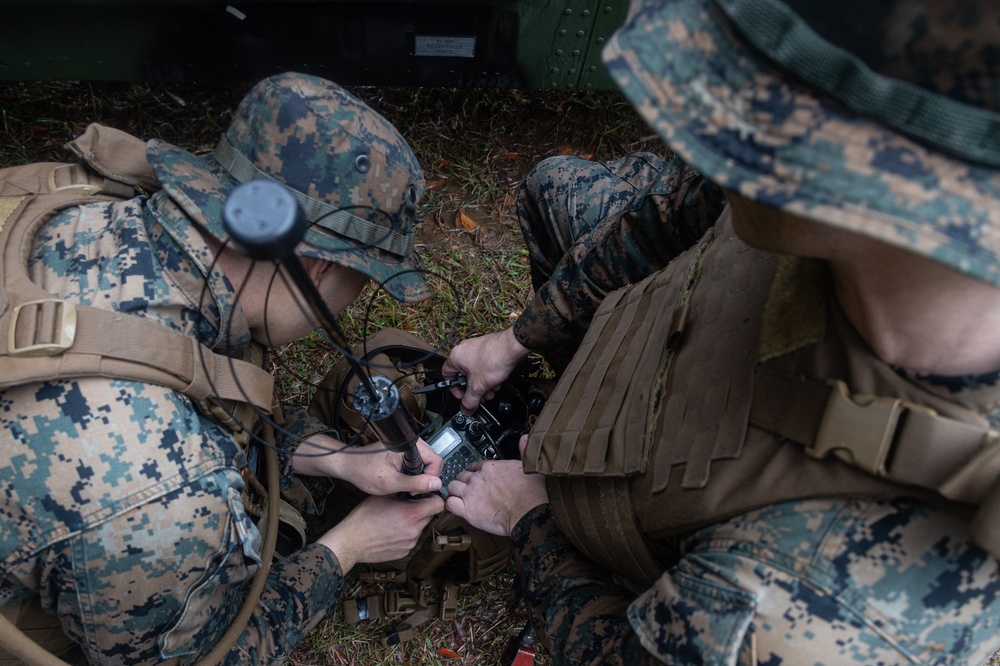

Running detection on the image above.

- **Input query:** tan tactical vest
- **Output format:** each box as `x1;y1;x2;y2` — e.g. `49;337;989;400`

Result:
523;210;1000;588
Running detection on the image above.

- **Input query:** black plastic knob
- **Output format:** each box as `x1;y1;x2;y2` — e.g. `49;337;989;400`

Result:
222;179;306;260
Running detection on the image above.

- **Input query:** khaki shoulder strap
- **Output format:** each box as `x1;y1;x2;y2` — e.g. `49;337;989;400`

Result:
0;159;274;420
750;370;1000;556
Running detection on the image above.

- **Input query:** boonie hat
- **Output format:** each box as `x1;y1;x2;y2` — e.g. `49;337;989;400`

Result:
148;72;430;302
604;0;1000;288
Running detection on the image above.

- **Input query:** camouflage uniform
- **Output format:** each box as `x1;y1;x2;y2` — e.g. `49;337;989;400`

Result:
511;152;724;373
502;0;1000;664
0;73;428;664
0;190;341;665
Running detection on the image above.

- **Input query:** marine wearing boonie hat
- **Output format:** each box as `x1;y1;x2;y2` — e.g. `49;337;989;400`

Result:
147;72;430;303
603;0;1000;288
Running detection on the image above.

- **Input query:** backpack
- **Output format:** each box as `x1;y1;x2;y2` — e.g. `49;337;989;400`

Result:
308;327;551;645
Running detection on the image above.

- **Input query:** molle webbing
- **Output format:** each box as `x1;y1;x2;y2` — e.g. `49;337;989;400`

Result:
524;213;778;487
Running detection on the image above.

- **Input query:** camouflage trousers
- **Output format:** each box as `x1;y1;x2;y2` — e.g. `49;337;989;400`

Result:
514;151;722;371
515;496;1000;665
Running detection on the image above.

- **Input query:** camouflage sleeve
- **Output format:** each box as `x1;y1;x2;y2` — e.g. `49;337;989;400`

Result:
227;543;344;664
511;505;659;665
20;462;346;665
512;161;725;352
275;404;337;515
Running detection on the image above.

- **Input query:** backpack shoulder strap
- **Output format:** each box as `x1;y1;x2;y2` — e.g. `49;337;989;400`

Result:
0;157;274;420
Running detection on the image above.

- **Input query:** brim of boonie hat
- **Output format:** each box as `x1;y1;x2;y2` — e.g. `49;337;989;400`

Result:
146;139;431;303
603;0;1000;289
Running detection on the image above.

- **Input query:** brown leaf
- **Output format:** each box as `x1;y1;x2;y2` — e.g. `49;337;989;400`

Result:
497;191;517;218
438;647;462;659
456;209;479;232
555;144;593;160
499;152;521;160
426;177;447;191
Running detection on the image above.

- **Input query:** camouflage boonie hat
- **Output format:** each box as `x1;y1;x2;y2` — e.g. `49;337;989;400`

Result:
604;0;1000;288
147;72;430;302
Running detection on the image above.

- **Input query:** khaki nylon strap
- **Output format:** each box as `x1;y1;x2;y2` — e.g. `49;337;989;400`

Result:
750;369;1000;504
2;304;274;413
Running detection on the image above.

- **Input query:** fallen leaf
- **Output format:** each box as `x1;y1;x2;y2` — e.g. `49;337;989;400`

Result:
499;152;521;160
555;144;593;160
497;191;517;218
456;209;479;232
438;647;462;659
426;177;447;191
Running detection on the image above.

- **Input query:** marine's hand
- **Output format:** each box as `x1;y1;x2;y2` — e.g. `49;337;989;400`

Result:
341;439;444;496
294;434;443;495
317;494;444;572
442;327;532;414
445;436;547;536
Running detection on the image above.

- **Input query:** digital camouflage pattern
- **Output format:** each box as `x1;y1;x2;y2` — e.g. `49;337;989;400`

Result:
510;152;724;370
0;187;344;664
507;152;1000;664
148;72;430;303
603;0;1000;289
513;497;1000;665
497;0;1000;663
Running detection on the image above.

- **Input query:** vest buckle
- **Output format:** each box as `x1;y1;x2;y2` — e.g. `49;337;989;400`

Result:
7;298;77;357
47;164;101;195
810;379;934;476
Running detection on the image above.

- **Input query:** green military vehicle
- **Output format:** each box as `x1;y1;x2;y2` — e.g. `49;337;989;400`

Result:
0;0;627;89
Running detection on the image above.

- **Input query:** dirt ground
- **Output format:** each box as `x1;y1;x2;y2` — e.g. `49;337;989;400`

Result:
0;80;665;239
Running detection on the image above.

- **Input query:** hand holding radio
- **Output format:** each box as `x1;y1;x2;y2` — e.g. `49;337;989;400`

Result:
444;435;548;537
441;327;533;414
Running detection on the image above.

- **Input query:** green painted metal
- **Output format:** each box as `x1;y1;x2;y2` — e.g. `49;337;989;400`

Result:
516;0;627;90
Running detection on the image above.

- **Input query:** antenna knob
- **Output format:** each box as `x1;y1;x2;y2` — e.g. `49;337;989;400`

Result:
222;179;306;260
